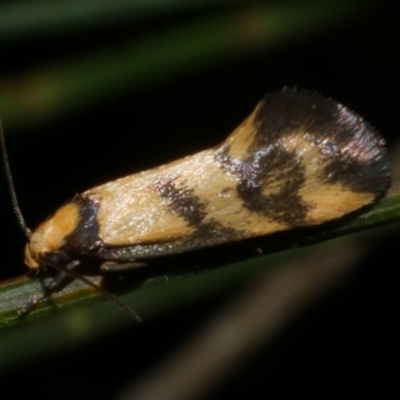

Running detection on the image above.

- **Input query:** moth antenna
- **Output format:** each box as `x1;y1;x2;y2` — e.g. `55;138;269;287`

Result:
0;118;32;239
0;121;141;320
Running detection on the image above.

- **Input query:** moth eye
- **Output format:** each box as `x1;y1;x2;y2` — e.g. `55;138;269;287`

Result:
41;251;70;266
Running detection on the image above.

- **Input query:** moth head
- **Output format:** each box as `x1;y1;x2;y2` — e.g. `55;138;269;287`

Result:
24;203;80;269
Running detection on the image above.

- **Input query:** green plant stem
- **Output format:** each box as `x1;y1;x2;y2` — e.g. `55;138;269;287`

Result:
1;177;399;330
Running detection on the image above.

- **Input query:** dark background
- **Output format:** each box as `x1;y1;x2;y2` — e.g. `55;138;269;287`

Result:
1;1;399;399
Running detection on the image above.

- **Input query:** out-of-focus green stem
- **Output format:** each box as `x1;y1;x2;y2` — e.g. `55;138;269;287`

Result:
0;0;375;130
0;0;239;39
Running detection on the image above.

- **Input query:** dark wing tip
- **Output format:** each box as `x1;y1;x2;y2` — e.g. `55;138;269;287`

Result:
255;87;391;197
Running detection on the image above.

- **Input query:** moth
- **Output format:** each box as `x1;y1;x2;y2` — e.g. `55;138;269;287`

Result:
1;88;391;318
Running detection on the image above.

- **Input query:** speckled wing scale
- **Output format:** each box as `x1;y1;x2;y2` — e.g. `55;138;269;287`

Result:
25;88;390;276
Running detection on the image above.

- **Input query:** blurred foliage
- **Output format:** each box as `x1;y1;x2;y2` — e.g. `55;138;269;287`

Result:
0;0;375;130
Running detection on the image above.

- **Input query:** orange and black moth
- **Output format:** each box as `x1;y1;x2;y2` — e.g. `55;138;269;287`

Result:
15;89;391;309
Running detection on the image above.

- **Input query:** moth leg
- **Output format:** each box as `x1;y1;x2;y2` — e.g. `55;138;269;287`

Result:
18;260;81;317
100;261;148;273
45;260;82;291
